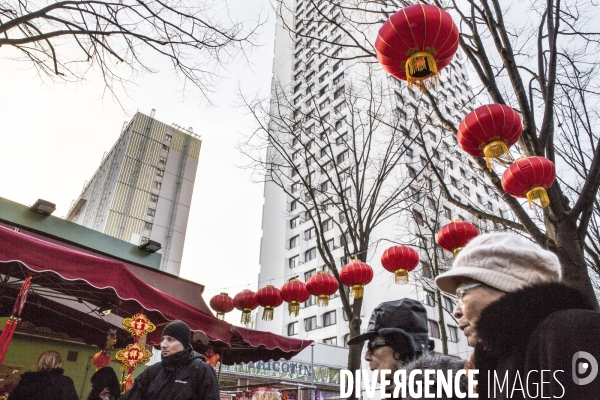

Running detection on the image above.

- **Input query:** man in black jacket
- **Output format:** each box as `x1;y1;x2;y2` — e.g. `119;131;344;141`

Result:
435;232;600;400
121;320;220;400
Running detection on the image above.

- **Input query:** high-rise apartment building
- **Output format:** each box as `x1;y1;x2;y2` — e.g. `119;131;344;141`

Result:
255;1;506;363
66;110;201;276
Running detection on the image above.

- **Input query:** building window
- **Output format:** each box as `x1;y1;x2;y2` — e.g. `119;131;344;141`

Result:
487;202;493;211
290;200;298;211
305;295;316;307
451;176;458;187
428;320;441;339
289;235;300;249
461;185;471;196
156;168;164;177
288;322;298;336
147;208;156;217
289;255;299;269
343;334;350;347
321;219;333;232
405;147;413;158
162;144;169;152
305;316;318;331
420;156;428;167
445;159;454;170
425;290;436;307
153;181;162;190
443;206;452;219
323;337;337;346
305;247;317;262
442;296;455;312
395;108;407;120
326;238;334;250
477;194;483;204
408;167;416;178
413;210;424;226
448;325;459;342
305;227;315;240
164;133;173;142
323;310;336;326
144;221;153;230
159;156;167;165
150;194;159;203
290;217;299;229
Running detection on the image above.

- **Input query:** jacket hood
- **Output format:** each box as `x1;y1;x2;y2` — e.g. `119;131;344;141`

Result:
477;282;595;356
19;368;65;383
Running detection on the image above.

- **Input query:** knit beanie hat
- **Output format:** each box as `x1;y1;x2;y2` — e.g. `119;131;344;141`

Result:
162;320;191;349
435;232;561;295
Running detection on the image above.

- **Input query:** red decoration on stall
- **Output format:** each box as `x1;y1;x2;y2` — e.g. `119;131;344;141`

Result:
339;260;374;299
122;313;156;337
501;156;556;208
0;275;31;365
306;271;339;306
381;245;420;284
437;221;479;257
280;279;311;317
457;104;523;170
233;289;259;326
255;285;284;321
205;348;221;370
209;292;235;320
118;312;155;394
375;4;459;89
92;351;112;368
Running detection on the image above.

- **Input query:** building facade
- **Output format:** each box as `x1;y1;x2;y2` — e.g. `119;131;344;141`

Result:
255;0;507;366
66;110;201;276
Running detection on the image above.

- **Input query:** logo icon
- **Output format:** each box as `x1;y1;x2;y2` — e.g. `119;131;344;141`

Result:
572;351;598;386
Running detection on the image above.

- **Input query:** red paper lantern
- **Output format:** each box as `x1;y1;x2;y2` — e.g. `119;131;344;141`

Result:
306;271;339;306
339;260;374;298
209;292;234;320
92;351;111;368
375;4;459;89
233;289;259;326
381;246;420;284
502;156;556;208
280;279;311;317
437;221;479;257
457;104;523;170
255;285;284;321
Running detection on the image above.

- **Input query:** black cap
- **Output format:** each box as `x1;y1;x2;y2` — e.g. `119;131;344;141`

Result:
162;320;191;349
347;299;431;353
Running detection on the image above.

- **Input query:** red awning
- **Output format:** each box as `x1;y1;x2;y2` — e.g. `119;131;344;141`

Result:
0;226;311;364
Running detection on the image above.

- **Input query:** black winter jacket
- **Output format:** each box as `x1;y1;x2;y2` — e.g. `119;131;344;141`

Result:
474;282;600;400
398;353;468;400
120;347;219;400
8;368;79;400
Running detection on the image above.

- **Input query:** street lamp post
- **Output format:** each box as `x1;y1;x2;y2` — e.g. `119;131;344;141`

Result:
310;342;315;400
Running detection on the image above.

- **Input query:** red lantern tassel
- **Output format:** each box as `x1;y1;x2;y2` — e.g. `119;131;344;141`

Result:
394;269;409;284
288;301;300;317
350;284;365;299
262;306;274;321
241;309;252;326
216;311;225;320
317;295;329;307
406;52;439;90
525;186;550;208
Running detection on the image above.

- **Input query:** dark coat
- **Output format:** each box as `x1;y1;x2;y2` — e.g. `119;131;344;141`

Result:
8;368;79;400
399;353;468;400
474;282;600;400
120;348;219;400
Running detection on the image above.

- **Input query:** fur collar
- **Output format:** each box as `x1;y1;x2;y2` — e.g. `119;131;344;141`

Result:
20;368;65;382
477;282;595;356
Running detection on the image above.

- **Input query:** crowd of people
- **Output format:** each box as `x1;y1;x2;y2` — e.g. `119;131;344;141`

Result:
4;233;600;399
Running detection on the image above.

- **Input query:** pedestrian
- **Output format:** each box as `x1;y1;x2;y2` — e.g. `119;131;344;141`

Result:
8;350;78;400
435;232;600;399
87;366;121;400
120;320;219;400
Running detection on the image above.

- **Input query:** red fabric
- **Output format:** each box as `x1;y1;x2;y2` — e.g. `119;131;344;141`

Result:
501;156;556;197
280;280;310;304
381;245;419;273
458;104;523;157
437;221;479;253
0;226;312;364
306;271;338;296
255;285;283;308
375;4;459;81
339;261;373;286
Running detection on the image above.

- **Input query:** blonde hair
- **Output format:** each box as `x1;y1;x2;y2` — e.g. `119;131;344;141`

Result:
36;350;63;371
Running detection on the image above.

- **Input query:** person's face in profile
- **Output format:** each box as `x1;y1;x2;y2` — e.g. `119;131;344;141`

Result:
160;335;184;356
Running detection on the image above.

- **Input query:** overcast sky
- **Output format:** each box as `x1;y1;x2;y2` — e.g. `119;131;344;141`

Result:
0;1;274;323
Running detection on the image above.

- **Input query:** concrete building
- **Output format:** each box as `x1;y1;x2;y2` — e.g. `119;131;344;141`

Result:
66;110;201;276
255;0;507;368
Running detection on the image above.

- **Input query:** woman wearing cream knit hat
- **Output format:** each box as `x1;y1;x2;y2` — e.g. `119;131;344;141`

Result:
435;232;600;399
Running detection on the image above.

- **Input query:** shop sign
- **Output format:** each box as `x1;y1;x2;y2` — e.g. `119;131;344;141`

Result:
220;360;340;384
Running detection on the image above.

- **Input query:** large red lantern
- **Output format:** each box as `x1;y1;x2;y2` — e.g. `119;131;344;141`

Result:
306;271;339;306
209;292;234;320
501;156;556;208
339;260;374;299
255;285;284;321
457;104;523;170
233;289;259;326
437;221;479;257
375;4;459;89
92;351;111;368
381;246;420;284
280;279;311;317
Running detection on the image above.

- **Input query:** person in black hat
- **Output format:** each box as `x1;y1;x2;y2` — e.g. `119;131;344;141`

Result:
120;320;219;400
348;298;435;379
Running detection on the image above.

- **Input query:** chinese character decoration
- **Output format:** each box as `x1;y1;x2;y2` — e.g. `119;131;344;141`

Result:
116;313;156;393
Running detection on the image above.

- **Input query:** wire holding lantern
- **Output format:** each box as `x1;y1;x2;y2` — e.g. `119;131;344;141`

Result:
437;221;479;257
233;289;259;326
339;260;373;298
116;313;156;393
375;4;459;90
280;279;310;317
255;285;283;321
306;271;339;306
501;156;556;208
381;245;420;284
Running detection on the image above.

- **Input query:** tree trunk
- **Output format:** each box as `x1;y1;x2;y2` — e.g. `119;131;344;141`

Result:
346;296;364;400
435;288;449;355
